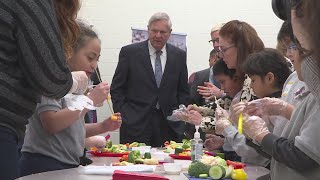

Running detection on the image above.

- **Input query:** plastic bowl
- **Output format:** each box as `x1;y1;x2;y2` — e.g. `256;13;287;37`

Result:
131;146;151;156
163;163;182;175
173;159;192;170
151;151;170;161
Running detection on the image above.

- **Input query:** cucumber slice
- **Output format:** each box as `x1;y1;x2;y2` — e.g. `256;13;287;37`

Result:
209;165;226;180
199;174;209;178
224;166;233;178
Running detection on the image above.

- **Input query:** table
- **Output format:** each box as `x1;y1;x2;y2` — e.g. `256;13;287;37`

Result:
17;156;270;180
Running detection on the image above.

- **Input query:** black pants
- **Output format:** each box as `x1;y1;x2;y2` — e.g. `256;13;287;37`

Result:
19;152;78;177
0;126;22;180
120;108;180;147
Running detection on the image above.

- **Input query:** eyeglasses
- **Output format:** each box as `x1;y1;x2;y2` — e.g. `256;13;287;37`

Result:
219;45;235;54
208;38;219;45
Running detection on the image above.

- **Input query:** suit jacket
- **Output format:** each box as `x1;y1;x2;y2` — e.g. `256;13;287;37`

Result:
110;40;189;136
190;68;210;106
190;67;221;106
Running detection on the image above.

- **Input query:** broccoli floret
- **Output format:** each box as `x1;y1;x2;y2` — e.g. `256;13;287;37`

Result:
105;140;112;148
188;161;211;178
128;150;140;163
138;143;146;147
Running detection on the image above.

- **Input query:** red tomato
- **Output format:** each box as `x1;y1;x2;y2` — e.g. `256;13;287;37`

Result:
227;160;245;169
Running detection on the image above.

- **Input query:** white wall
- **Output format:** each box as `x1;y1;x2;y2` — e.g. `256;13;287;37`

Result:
78;0;283;143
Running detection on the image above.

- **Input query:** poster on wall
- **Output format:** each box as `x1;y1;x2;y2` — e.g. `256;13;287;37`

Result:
132;28;187;51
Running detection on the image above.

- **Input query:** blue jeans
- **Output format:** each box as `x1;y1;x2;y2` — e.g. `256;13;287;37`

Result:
19;152;78;177
0;126;20;180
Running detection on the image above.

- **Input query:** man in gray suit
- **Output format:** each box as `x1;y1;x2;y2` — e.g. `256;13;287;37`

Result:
111;12;189;147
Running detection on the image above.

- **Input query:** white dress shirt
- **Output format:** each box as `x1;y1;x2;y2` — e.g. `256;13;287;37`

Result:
148;41;167;74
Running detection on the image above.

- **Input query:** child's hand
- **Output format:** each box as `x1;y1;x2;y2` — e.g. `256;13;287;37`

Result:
204;134;224;151
102;113;122;132
215;106;232;135
186;110;203;125
198;82;223;98
186;104;202;113
87;82;110;106
243;116;270;143
85;135;106;149
246;98;288;117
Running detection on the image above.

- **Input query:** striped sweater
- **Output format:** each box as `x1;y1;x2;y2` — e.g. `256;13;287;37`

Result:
0;0;73;139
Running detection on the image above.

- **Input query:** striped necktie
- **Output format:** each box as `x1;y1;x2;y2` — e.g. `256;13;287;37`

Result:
155;50;162;87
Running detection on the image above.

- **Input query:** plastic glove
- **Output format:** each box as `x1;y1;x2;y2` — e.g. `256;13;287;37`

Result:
245;97;288;117
170;111;189;121
186;104;203;113
87;82;110;106
197;82;224;99
215;107;232;135
102;112;122;132
69;71;89;94
215;106;230;121
85;136;106;149
243;115;270;142
230;102;247;125
204;134;224;151
186;110;203;125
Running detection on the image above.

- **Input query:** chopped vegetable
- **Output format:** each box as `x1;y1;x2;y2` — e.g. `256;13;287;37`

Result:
209;165;226;180
231;169;247;180
174;147;184;155
111;115;118;121
105;140;112;148
188;161;210;178
227;160;245;169
129;142;139;148
128;150;140;163
119;155;128;162
134;158;144;164
138;143;146;147
224;166;233;178
199;174;208;178
144;152;151;159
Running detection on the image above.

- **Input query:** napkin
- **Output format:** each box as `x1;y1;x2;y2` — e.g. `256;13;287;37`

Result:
64;94;96;111
113;170;169;180
80;165;156;175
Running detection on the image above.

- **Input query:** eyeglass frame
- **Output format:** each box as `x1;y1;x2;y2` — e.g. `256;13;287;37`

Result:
208;38;219;45
219;45;235;54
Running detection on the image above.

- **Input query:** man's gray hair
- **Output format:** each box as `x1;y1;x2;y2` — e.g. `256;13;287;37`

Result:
210;23;225;33
148;12;172;29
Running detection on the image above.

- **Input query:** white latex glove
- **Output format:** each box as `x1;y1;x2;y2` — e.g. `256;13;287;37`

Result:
171;110;202;125
243;116;270;142
245;97;288;117
85;136;106;149
187;110;203;125
69;71;89;94
171;111;189;122
231;102;247;124
204;134;224;151
87;82;110;106
215;107;231;135
186;104;203;113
